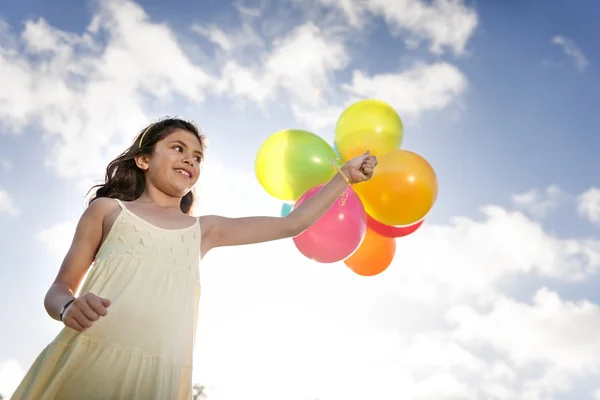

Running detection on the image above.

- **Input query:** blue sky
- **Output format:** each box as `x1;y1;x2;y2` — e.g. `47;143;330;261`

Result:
1;0;599;399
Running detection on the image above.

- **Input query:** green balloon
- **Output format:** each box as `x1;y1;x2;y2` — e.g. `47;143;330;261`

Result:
255;129;337;201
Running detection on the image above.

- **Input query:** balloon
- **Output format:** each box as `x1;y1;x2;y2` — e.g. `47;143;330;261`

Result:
344;227;396;277
334;99;404;162
293;184;367;263
367;215;424;238
333;145;341;160
255;129;337;201
354;149;438;226
280;203;293;217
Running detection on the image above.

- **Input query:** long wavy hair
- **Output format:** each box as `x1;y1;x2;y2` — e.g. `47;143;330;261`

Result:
88;118;206;215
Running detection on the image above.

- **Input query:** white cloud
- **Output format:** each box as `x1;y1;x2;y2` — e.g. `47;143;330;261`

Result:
0;359;25;399
36;221;77;256
290;61;468;132
193;24;236;52
386;205;600;302
404;332;484;372
512;184;566;218
413;373;472;399
0;189;19;216
341;62;467;120
552;35;589;72
192;22;263;54
312;0;364;28
311;0;478;55
449;288;600;371
213;22;349;111
212;26;467;132
447;287;600;399
577;187;600;226
0;0;474;184
0;0;212;180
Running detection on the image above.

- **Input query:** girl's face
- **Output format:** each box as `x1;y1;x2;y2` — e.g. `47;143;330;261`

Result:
141;129;203;197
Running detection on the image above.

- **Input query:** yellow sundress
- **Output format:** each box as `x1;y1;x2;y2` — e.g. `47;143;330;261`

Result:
11;199;202;399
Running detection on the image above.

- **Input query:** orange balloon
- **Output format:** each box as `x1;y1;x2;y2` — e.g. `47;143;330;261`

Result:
344;227;396;277
354;149;438;226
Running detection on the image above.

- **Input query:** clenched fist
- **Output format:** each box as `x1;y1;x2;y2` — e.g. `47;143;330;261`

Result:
342;151;378;183
63;293;111;332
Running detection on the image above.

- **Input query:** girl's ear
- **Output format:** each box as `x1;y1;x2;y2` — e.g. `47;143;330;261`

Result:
134;154;150;171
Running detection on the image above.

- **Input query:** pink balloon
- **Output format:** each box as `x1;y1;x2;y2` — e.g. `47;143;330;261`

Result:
293;184;367;263
367;214;424;238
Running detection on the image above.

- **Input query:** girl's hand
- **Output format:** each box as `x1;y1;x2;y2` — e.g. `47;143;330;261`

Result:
63;293;111;332
341;151;378;184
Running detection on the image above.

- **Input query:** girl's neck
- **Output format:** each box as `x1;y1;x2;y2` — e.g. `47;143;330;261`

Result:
136;189;182;211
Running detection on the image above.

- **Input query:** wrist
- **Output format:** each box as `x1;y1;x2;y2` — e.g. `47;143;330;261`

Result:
60;297;76;321
340;165;351;179
332;159;351;185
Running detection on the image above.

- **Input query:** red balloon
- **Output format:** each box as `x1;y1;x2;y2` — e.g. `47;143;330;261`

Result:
367;214;424;238
293;184;367;263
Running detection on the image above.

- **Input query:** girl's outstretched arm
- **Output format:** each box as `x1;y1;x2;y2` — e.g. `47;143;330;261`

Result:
200;152;377;257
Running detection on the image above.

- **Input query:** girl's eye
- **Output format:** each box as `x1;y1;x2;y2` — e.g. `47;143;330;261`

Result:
173;146;183;152
194;156;201;162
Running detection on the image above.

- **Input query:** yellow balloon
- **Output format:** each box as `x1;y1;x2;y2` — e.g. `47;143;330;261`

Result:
334;99;404;162
255;129;337;201
354;149;438;226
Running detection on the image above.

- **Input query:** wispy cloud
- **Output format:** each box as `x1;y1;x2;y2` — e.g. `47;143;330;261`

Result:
308;0;478;56
0;189;19;216
578;187;600;226
0;1;213;180
552;35;589;72
512;184;567;219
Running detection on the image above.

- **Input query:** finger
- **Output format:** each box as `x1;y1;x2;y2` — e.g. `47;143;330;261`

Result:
101;298;112;308
362;156;376;164
355;150;370;162
361;167;374;175
80;299;101;321
360;161;375;169
71;307;94;329
361;161;376;169
66;316;85;332
87;296;108;317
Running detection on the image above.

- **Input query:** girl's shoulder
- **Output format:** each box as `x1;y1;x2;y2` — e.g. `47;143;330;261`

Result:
84;197;122;228
87;197;121;215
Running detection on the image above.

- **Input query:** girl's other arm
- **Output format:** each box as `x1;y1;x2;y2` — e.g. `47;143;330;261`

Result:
45;198;114;328
200;152;377;257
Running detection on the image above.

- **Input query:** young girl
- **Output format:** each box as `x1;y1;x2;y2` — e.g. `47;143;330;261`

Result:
11;117;377;400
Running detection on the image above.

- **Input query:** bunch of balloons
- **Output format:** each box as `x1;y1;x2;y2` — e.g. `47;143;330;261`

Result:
255;99;438;276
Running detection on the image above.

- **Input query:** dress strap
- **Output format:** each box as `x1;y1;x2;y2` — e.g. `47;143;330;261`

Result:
113;198;126;210
195;216;202;235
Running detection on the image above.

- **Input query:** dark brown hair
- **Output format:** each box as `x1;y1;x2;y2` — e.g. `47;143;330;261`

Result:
88;117;206;214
